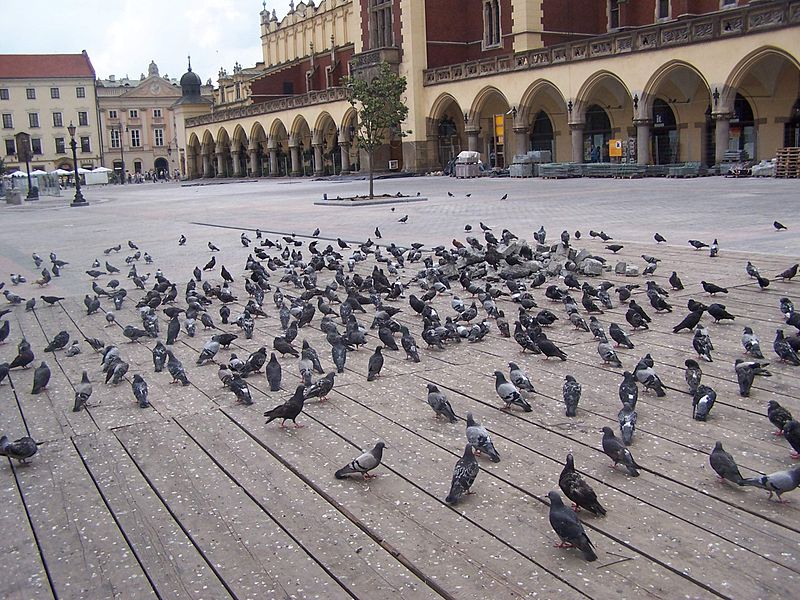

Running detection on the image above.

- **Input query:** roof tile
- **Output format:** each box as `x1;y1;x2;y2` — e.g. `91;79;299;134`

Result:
0;53;95;79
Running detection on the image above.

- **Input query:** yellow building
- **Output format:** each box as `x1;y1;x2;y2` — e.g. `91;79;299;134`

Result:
97;61;213;180
184;0;800;177
0;51;102;172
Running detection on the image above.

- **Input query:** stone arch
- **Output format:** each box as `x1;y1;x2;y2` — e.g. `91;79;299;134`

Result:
339;107;360;173
312;111;339;175
573;70;632;123
641;60;711;115
518;80;568;160
230;125;249;177
187;132;202;179
201;130;216;178
289;116;313;176
466;86;511;167
428;92;467;169
214;127;233;177
247;122;268;177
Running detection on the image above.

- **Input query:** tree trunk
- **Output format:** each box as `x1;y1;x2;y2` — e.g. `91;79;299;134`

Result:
368;149;374;198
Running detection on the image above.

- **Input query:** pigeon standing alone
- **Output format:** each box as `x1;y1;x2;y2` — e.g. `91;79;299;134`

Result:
445;444;479;504
335;442;385;479
547;491;598;561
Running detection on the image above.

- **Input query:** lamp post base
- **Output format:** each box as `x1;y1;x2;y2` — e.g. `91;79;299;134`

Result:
70;191;88;207
25;190;39;201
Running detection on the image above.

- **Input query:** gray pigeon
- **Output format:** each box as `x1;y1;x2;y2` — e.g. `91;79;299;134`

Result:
709;442;744;485
152;340;167;372
559;453;606;517
265;352;282;391
742;327;764;359
0;435;38;463
598;337;623;367
465;412;500;462
618;371;638;409
563;375;581;417
31;361;51;394
445;444;479;504
367;346;384;381
601;426;640;476
334;442;385;479
508;362;536;394
44;330;70;352
684;359;702;394
132;374;149;408
692;384;716;421
608;323;634;349
304;372;335;402
196;339;220;365
618;402;637;445
547;491;597;561
426;383;457;423
693;327;714;362
494;370;531;412
73;370;92;412
742;466;800;502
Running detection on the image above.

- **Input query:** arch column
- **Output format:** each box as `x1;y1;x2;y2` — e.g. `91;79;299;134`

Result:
513;124;528;157
231;151;242;177
569;122;584;163
466;126;480;152
202;151;212;178
289;141;301;176
634;119;652;165
215;144;226;177
313;143;324;176
248;144;260;176
187;150;198;179
713;112;732;166
339;140;351;174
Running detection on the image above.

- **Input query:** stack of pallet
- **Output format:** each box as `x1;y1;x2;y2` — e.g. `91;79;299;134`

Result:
775;147;800;178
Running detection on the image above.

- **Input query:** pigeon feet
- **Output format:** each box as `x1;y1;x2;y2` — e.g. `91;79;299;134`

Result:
791;453;800;460
553;541;575;548
773;430;784;436
293;423;305;428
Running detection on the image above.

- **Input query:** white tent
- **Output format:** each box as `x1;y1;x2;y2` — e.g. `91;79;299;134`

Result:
30;169;48;176
77;167;92;174
50;168;71;176
92;166;113;173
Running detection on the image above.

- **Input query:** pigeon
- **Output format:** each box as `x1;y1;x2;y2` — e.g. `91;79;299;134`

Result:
774;221;788;230
400;326;420;363
494;370;531;412
601;426;641;476
273;336;299;357
684;359;702;394
707;303;735;323
229;376;253;405
426;383;457;423
122;325;149;342
208;242;219;252
202;256;216;271
701;281;728;295
742;467;800;502
445;444;479;504
9;340;34;370
65;341;81;357
196;339;220;365
709;442;745;485
264;384;306;428
0;435;38;463
559;453;606;516
598;337;623;367
0;320;9;344
618;371;638;409
166;350;190;386
265;353;282;391
508;362;536;394
768;400;794;435
547;491;597;561
605;244;623;253
366;346;384;381
31;361;51;394
398;214;408;223
692;384;717;421
305;372;335;402
563;375;581;417
0;362;8;385
73;370;92;412
669;271;684;290
709;238;719;257
774;329;800;365
776;264;798;281
654;232;666;243
44;330;70;352
609;323;634;349
693;327;714;362
742;327;764;358
782;420;800;458
152;341;167;373
335;441;385;479
618;402;637;445
465;413;500;462
634;357;666;397
178;234;186;245
689;239;709;250
132;374;149;408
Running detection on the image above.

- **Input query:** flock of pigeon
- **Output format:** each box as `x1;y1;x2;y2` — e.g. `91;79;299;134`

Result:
1;213;799;565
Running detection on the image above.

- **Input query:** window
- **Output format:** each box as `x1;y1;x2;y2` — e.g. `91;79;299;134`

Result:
657;0;669;19
2;113;12;129
130;128;141;147
129;109;138;119
26;88;36;99
31;138;42;155
53;112;63;127
109;109;118;119
78;111;88;126
369;0;393;49
50;87;60;99
5;139;15;155
722;0;736;5
153;108;162;118
55;137;65;154
110;128;120;148
483;0;501;48
76;86;85;98
609;0;620;29
0;89;8;100
154;128;164;146
80;136;91;153
29;113;40;128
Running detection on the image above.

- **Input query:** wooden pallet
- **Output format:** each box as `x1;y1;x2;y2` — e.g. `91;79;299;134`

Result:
775;147;800;178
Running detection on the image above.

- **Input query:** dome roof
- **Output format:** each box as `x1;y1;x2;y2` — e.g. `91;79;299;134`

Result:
180;66;202;88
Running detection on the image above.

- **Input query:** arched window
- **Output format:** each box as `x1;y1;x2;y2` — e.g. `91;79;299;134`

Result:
530;110;554;155
584;104;612;162
370;0;393;49
651;99;678;164
483;1;501;48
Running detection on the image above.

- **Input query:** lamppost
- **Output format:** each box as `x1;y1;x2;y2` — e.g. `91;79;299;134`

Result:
118;123;126;184
14;132;38;200
67;121;88;207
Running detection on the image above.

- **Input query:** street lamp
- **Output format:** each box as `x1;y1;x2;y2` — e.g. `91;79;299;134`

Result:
14;132;38;200
67;121;88;207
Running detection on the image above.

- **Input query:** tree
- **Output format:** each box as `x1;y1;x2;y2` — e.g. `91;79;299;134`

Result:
344;63;409;198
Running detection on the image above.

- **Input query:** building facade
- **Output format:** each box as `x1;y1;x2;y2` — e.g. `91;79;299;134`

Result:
97;61;213;180
183;0;800;178
0;51;102;172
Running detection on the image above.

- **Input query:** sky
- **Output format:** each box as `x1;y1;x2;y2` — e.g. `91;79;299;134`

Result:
3;0;294;84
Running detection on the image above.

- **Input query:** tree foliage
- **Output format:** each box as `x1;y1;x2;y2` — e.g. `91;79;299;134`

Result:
344;63;409;197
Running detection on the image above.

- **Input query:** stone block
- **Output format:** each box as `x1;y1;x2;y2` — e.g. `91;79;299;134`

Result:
625;265;640;277
582;258;604;276
615;261;627;274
